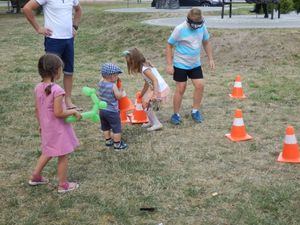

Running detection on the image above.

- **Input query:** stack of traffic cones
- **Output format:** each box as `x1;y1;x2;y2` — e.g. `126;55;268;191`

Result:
229;75;246;99
225;109;253;142
117;78;134;124
131;92;149;124
277;126;300;163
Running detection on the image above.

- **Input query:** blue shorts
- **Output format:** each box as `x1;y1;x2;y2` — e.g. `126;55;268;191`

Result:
173;66;203;82
100;110;122;134
44;37;74;75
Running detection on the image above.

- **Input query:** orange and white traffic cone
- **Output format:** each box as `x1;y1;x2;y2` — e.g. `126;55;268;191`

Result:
229;75;246;99
277;126;300;163
131;92;149;124
117;78;135;113
120;110;131;124
225;109;253;142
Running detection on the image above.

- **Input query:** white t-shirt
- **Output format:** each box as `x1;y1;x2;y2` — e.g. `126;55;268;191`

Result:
142;66;168;92
37;0;79;39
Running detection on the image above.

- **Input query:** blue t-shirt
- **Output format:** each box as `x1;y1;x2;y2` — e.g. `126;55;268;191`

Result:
168;21;210;70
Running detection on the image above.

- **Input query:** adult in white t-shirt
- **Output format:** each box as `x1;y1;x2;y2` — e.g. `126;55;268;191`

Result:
23;0;82;110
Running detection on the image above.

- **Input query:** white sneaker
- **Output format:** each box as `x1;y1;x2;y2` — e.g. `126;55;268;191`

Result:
147;123;163;131
141;122;151;128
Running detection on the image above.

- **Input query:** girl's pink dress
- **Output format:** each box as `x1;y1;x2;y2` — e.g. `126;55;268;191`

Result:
35;83;79;157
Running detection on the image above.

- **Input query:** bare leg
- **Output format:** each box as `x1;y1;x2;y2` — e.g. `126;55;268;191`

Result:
64;74;74;108
191;79;204;109
57;155;68;186
103;130;111;140
113;133;121;142
31;154;52;177
173;81;187;113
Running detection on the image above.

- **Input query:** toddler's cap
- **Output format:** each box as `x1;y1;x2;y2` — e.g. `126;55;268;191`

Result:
101;63;122;77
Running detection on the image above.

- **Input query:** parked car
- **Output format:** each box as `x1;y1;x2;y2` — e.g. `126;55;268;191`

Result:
151;0;223;7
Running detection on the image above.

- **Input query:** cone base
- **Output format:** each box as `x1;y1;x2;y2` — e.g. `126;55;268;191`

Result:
225;133;253;142
229;94;246;99
120;113;132;124
131;118;149;124
277;152;300;163
121;119;130;124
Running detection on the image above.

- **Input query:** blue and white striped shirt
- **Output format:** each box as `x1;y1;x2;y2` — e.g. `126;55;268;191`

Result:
98;81;118;112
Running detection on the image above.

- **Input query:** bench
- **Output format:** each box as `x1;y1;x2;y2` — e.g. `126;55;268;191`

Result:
221;0;281;19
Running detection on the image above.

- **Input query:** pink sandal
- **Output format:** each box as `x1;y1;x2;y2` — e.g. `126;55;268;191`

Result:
28;175;49;186
58;182;79;193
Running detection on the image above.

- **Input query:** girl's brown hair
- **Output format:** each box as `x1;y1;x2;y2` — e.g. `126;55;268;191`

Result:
125;48;151;74
38;53;64;96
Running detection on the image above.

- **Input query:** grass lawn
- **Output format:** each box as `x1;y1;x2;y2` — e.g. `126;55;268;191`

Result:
1;2;300;225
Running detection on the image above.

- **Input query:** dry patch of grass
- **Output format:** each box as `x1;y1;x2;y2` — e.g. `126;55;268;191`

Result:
1;3;300;225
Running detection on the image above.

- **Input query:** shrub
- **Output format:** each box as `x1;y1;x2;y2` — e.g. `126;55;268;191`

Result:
279;0;294;13
293;0;300;13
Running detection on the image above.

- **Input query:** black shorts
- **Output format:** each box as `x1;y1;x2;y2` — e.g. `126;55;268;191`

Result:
100;110;121;134
173;66;203;82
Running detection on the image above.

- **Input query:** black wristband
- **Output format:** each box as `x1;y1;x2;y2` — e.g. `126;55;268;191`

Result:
73;25;78;31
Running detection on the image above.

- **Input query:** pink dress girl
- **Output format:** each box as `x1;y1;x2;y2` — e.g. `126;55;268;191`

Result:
35;82;79;156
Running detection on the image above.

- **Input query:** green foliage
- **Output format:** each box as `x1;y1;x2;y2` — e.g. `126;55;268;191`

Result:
293;0;300;13
280;0;295;13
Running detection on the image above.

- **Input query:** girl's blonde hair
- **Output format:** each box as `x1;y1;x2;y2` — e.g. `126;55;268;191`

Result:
124;48;151;74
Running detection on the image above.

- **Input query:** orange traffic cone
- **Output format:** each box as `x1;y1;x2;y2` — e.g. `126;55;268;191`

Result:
120;110;131;124
225;109;253;142
229;75;246;99
117;78;135;113
277;126;300;163
131;92;149;124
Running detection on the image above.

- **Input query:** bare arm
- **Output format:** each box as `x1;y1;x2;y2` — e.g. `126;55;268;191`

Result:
54;95;81;119
202;40;215;70
166;43;174;75
73;4;82;27
34;96;41;131
143;69;159;99
23;0;52;36
113;84;123;100
72;4;82;36
140;81;149;98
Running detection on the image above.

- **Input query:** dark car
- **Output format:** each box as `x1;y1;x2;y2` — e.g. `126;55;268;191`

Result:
151;0;222;7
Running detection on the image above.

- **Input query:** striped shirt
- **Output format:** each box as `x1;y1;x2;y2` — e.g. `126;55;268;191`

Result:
98;81;118;112
167;21;210;70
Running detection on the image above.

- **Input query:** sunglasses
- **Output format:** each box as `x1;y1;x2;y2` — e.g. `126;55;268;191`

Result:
187;17;205;29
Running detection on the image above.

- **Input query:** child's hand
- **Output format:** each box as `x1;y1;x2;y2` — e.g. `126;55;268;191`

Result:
151;92;158;100
74;111;82;120
209;59;215;70
137;92;143;99
166;65;174;75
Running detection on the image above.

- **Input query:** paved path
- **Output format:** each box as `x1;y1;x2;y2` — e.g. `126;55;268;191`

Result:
107;7;300;29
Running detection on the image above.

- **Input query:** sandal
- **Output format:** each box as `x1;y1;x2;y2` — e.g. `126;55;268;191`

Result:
28;175;49;186
58;182;79;193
